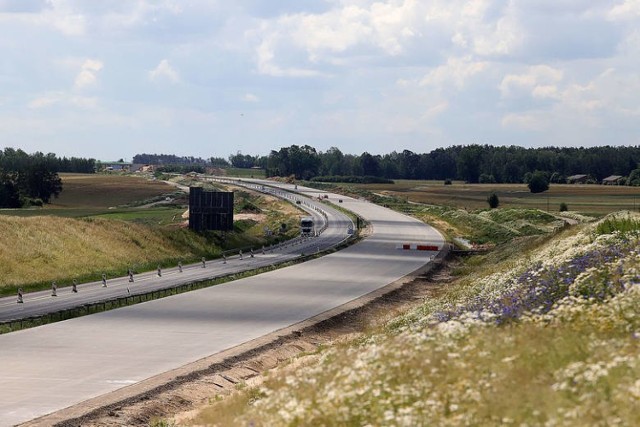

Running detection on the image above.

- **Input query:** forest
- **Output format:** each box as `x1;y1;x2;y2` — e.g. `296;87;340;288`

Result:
260;144;640;184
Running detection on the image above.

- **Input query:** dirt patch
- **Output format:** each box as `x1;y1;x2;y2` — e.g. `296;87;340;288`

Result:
27;257;455;427
234;213;267;222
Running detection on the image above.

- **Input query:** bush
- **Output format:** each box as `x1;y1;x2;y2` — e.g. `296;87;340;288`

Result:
626;169;640;186
487;192;499;209
559;202;568;212
528;171;549;193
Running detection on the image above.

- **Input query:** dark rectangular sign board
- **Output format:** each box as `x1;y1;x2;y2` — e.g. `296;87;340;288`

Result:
188;187;234;232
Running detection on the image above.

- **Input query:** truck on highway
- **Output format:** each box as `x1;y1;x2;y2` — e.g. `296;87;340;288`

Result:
300;217;314;236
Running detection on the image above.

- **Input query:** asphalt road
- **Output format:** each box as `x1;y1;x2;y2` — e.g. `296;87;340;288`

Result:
0;184;444;426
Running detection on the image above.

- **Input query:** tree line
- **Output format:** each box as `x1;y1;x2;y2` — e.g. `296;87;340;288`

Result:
137;144;640;186
259;144;640;184
0;148;95;208
132;153;230;167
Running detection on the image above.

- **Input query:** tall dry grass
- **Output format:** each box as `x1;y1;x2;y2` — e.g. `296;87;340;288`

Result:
0;216;207;291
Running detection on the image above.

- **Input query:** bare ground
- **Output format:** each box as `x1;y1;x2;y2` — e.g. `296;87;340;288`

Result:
25;258;455;427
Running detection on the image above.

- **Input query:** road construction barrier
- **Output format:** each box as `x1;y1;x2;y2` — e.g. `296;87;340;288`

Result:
396;243;440;251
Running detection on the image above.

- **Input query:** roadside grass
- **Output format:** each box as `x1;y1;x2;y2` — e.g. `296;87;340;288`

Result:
225;168;266;178
92;207;186;226
184;211;640;427
0;216;215;294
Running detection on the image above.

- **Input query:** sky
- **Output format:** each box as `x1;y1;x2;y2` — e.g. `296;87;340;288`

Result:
0;0;639;161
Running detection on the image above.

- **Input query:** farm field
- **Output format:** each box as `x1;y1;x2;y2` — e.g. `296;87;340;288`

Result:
347;180;640;216
0;173;176;218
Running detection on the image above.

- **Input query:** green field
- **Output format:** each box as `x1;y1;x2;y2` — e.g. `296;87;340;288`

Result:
325;180;640;216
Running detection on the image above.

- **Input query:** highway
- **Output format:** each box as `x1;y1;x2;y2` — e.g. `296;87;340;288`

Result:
0;183;444;426
0;186;352;323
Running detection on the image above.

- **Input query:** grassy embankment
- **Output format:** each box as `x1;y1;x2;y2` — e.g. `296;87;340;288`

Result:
0;174;302;295
183;195;639;425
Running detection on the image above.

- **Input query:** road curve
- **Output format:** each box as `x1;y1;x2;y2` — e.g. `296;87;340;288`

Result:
0;186;444;426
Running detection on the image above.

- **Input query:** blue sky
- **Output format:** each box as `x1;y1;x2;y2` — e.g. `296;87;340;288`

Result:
1;0;639;161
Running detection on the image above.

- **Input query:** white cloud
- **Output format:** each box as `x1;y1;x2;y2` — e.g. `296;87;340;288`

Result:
243;93;259;103
420;56;488;90
499;65;564;99
74;59;103;90
501;112;548;131
608;0;640;20
28;91;99;109
149;59;180;83
40;0;86;36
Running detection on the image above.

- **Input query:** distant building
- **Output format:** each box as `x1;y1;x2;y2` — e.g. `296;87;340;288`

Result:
567;174;588;184
103;161;133;172
602;175;625;185
188;187;234;232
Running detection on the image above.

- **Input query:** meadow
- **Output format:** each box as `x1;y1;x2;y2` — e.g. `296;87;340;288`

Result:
186;211;640;427
345;180;640;216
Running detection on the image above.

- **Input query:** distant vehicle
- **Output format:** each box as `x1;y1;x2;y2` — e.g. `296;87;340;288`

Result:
301;217;314;236
338;199;343;203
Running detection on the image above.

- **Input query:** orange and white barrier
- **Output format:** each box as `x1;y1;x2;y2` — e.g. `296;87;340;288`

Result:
396;243;440;251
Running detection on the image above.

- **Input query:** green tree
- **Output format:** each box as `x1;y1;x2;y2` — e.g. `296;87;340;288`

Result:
359;152;380;176
626;169;640;186
456;145;483;183
528;171;550;193
487;192;499;209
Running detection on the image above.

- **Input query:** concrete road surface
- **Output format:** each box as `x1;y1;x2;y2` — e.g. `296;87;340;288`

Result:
0;186;444;426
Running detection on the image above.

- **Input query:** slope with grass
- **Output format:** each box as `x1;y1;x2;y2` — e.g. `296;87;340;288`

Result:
189;211;640;426
0;216;214;293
